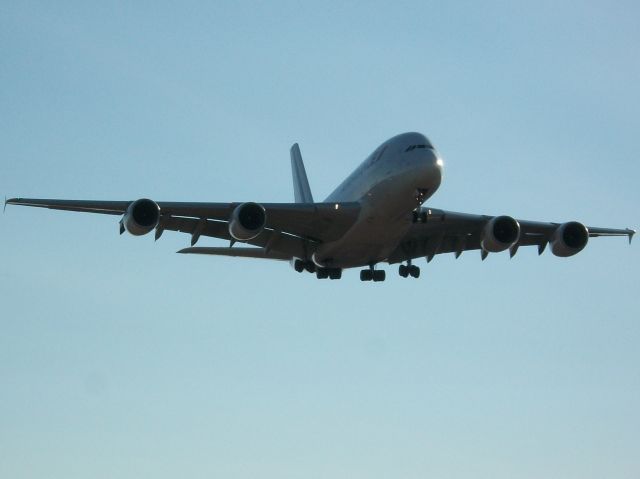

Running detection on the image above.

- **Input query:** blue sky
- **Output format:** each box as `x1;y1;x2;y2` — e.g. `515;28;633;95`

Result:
1;1;639;478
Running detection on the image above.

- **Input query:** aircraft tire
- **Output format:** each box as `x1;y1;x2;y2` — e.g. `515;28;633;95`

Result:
409;265;420;278
373;270;386;282
316;269;329;279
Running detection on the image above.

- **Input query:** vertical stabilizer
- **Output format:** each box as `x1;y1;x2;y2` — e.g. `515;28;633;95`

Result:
290;143;314;203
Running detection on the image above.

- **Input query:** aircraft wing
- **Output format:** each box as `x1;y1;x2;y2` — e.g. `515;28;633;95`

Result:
388;208;635;263
5;197;361;260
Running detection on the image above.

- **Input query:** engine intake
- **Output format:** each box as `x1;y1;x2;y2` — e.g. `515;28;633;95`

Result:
481;215;520;252
229;202;266;241
122;198;160;236
550;221;589;257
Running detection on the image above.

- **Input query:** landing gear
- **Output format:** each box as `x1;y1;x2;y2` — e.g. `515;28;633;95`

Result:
399;261;420;278
293;259;316;274
412;210;428;223
412;190;430;223
415;188;429;205
316;268;342;280
360;265;385;282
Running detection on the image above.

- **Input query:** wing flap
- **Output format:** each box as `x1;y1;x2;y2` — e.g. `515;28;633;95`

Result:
158;216;310;259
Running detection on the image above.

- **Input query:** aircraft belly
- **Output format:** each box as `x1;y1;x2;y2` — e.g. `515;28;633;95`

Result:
314;205;412;268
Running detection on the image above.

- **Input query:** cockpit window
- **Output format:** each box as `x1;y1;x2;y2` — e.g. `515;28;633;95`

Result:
405;144;432;152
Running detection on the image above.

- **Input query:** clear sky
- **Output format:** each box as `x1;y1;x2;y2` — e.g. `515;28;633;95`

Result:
1;1;639;478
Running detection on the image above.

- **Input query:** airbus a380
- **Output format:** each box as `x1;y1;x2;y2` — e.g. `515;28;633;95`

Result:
6;132;635;281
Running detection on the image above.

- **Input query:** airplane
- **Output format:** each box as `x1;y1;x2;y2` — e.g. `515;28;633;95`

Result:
5;132;635;281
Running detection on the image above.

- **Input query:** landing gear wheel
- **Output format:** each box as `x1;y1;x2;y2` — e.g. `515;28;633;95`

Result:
373;270;386;282
316;268;329;279
294;259;305;273
409;265;420;278
399;264;409;277
360;270;373;281
329;269;342;280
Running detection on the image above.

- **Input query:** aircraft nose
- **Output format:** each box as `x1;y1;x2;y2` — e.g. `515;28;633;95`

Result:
426;148;443;176
433;150;444;175
421;148;443;191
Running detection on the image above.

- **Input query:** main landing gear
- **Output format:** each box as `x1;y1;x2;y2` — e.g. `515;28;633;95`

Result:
360;265;386;282
316;267;342;280
293;259;342;280
293;259;316;273
398;261;420;278
295;259;419;281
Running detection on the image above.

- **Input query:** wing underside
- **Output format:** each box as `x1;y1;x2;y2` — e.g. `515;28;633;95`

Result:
5;197;361;261
388;208;634;263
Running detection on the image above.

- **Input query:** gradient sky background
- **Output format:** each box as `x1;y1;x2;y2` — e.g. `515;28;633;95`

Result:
1;1;639;478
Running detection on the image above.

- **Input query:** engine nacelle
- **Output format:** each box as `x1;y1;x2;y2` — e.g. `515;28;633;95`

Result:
481;215;521;252
550;221;589;257
122;198;160;236
228;202;266;241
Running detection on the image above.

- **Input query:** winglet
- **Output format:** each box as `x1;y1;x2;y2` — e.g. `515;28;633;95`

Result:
628;228;636;245
290;143;314;203
2;196;15;213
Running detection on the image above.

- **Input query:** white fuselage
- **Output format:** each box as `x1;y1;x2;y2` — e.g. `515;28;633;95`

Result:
314;132;443;268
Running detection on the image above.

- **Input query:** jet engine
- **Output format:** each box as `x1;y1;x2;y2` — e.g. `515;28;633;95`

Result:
550;221;589;257
122;198;160;236
481;215;520;252
228;202;267;241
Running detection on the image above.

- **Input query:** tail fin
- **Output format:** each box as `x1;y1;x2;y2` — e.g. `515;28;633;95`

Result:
290;143;314;203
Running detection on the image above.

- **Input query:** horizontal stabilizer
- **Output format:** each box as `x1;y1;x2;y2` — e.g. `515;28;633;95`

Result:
177;246;291;260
